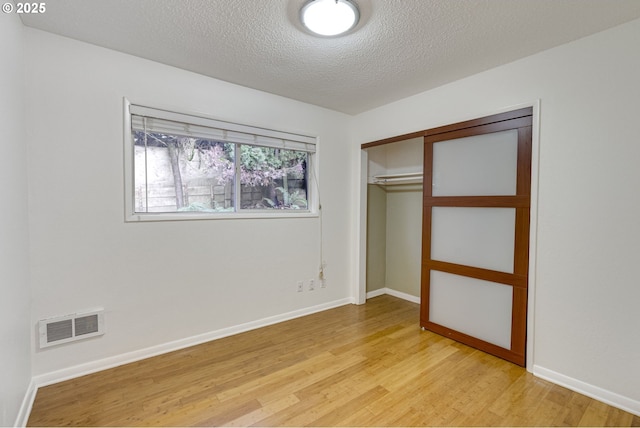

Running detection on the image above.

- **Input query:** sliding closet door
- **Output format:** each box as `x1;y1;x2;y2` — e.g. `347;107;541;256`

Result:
421;108;532;366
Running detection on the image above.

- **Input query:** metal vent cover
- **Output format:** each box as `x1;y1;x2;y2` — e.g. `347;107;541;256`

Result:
75;314;99;336
39;309;104;348
46;319;73;343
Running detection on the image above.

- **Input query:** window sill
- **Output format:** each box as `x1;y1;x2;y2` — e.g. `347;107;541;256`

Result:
125;210;319;222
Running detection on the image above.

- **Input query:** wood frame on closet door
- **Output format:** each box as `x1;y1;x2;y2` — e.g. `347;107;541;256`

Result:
361;107;532;366
421;108;532;366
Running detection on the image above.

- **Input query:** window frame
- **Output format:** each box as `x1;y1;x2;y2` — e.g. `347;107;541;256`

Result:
123;98;319;222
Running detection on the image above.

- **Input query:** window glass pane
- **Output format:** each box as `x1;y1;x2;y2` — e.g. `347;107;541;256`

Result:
127;104;316;219
239;145;308;210
133;131;235;213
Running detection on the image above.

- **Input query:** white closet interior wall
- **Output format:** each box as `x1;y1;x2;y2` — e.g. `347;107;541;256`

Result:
366;137;423;300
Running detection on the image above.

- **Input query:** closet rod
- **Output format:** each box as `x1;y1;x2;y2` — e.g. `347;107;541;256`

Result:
372;175;423;185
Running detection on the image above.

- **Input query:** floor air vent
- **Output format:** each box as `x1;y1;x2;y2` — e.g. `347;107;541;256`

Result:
39;309;104;348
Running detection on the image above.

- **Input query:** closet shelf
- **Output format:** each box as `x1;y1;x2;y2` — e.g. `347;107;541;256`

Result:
370;172;423;185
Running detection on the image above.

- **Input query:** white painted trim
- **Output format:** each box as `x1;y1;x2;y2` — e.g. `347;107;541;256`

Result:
126;211;320;222
23;293;640;422
356;101;541;373
356;149;368;305
32;298;354;388
533;365;640;417
525;99;541;373
366;288;386;299
14;379;37;427
383;288;420;304
122;97;320;223
367;288;420;304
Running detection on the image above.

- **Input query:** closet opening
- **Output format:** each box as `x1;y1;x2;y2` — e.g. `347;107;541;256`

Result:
358;104;539;368
363;136;424;304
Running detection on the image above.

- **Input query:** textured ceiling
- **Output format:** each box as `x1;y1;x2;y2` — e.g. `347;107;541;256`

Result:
20;0;640;114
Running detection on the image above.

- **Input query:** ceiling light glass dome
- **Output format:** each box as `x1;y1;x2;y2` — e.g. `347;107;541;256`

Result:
301;0;360;37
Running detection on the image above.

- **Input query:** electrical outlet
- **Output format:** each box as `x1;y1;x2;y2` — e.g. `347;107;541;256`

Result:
321;278;326;288
297;281;303;292
309;279;315;291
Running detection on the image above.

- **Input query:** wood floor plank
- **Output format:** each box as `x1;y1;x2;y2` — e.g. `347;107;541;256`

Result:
225;393;300;427
27;295;638;427
307;385;390;426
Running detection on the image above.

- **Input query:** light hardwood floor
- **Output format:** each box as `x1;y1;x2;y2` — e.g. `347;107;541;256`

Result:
28;295;639;427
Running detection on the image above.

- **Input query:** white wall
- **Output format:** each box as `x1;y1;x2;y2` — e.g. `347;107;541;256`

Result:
16;11;640;419
366;184;386;292
385;188;422;297
25;28;353;379
0;11;31;427
353;18;640;413
383;139;423;298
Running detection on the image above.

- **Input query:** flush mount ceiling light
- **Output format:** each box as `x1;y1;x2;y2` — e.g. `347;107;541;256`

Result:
301;0;360;37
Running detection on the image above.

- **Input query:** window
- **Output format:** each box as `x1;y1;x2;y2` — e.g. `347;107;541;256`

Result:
124;101;317;221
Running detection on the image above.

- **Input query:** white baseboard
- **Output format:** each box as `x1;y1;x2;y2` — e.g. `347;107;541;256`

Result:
366;288;387;299
367;287;420;304
533;365;640;417
22;297;640;423
14;379;36;427
365;292;639;417
32;297;354;389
